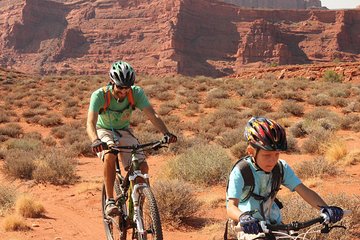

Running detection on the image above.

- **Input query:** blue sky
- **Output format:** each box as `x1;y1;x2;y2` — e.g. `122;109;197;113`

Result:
321;0;359;9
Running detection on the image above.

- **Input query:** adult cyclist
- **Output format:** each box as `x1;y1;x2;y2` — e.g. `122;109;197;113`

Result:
226;116;343;240
87;61;177;216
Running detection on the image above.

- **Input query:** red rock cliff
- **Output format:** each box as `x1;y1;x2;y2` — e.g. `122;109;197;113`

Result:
0;0;359;77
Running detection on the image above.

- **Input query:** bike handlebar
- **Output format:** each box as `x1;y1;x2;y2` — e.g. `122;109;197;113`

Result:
261;210;352;233
108;137;169;153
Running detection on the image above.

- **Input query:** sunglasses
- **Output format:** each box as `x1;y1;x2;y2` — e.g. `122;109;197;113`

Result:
115;85;131;90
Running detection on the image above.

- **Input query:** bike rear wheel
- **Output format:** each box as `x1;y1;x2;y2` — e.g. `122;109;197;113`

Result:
135;187;163;240
102;176;127;240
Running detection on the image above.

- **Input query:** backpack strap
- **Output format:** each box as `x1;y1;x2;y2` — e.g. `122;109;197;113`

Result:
99;85;135;114
99;85;111;114
127;88;135;110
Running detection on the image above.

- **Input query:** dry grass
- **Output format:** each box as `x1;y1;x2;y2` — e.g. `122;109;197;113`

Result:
293;156;340;180
0;185;16;216
3;214;31;232
323;139;348;164
15;195;45;218
152;179;201;227
280;193;360;240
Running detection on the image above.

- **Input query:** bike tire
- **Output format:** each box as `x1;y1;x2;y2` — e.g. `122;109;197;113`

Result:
102;176;127;240
136;187;163;240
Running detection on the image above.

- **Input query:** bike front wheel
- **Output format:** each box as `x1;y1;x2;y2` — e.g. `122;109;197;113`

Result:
102;176;127;240
135;187;163;240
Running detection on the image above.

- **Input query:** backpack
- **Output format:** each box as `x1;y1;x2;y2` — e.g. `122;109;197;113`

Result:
99;85;135;114
224;156;284;240
230;156;284;204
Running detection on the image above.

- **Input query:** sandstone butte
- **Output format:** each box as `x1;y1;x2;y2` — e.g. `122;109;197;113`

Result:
0;0;359;80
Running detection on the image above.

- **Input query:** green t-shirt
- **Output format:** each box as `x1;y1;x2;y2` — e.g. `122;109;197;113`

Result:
88;85;150;129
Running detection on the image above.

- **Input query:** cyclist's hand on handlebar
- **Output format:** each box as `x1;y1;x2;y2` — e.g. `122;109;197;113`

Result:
91;139;108;153
239;213;260;234
320;206;344;223
163;132;177;143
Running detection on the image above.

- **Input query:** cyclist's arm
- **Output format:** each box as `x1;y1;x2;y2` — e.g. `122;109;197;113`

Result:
87;110;99;142
294;183;327;210
142;105;170;134
227;198;242;222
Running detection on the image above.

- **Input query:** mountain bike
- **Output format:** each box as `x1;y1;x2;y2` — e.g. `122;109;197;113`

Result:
101;138;168;240
226;210;351;240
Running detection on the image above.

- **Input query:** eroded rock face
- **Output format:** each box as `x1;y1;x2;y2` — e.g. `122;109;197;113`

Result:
0;0;360;77
221;0;322;10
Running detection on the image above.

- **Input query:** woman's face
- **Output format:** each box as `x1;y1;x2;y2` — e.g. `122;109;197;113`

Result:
255;149;280;172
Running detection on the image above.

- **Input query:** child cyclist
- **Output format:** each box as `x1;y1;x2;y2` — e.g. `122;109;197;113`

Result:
226;116;343;240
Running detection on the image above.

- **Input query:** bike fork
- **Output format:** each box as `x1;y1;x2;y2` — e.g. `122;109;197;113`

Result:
131;183;147;236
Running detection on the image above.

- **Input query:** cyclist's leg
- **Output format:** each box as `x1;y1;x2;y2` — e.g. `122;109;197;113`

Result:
97;128;122;216
117;128;146;174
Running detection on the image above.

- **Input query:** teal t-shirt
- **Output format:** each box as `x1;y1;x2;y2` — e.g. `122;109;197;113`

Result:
88;85;150;129
226;157;302;224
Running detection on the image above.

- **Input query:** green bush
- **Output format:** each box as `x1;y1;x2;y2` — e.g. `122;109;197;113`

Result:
323;70;343;83
164;144;232;185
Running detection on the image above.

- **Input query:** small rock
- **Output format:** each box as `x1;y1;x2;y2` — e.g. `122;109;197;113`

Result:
32;223;40;227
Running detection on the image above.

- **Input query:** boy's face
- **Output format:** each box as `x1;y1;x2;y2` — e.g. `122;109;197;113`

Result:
254;149;280;172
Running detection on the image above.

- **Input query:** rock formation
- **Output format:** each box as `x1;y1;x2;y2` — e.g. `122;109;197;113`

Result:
221;0;322;10
0;0;360;77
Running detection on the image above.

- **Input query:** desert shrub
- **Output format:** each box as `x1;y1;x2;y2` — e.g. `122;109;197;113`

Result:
3;215;30;231
152;179;201;227
219;99;242;110
184;103;200;117
293;157;339;179
204;98;220;108
304;109;341;131
24;132;42;140
307;93;331;106
332;97;349;107
286;135;299;153
22;108;47;118
343;101;360;113
131;110;147;126
65;99;78;108
245;89;265;99
63;107;79;119
157;104;173;116
0;112;10;123
164;144;232;185
328;88;351;98
207;88;229;99
32;149;78;185
0;185;16;216
0;123;23;138
215;128;243;149
15;195;45;218
253;101;272;112
301;129;333;154
280;193;359;240
38;114;63;127
4;148;77;184
289;121;307;138
5;138;41;151
230;141;248;158
4;149;36;179
323;70;343;82
42;136;57;146
156;91;174;101
323;140;347;164
274;90;303;101
280;100;304;116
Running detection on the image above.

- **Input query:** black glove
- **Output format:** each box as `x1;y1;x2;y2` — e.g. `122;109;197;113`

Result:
164;132;177;143
239;213;260;234
320;206;344;223
91;139;108;153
